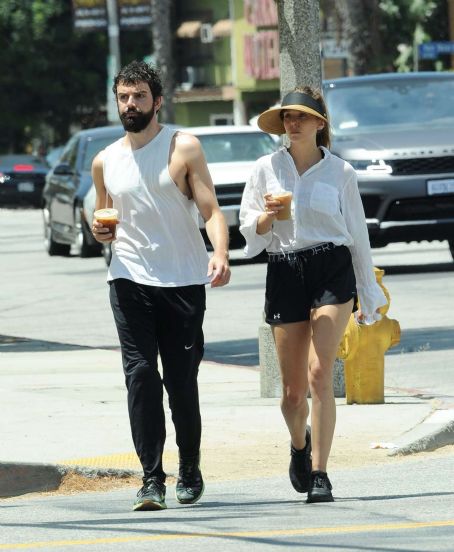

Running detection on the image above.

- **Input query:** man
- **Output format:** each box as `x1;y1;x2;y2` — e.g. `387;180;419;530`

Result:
91;60;230;511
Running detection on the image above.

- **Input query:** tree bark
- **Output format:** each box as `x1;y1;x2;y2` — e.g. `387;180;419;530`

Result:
150;0;175;123
336;0;382;75
276;0;322;97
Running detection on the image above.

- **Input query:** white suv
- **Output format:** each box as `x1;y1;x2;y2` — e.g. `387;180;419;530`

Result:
186;125;277;234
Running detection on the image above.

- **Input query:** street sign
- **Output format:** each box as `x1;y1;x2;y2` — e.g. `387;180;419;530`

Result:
321;38;349;59
119;0;152;28
73;0;152;31
418;42;454;60
73;0;107;31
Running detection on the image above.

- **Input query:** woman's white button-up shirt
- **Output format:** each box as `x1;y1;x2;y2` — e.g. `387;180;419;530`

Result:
239;146;387;322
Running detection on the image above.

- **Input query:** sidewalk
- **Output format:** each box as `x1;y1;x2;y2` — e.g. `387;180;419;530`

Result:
1;345;453;498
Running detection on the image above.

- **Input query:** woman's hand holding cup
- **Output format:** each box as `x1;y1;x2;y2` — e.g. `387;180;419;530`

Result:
264;192;283;219
264;191;293;221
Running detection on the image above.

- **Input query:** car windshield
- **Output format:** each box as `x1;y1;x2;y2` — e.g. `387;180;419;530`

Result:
325;78;454;135
82;135;123;171
197;132;276;163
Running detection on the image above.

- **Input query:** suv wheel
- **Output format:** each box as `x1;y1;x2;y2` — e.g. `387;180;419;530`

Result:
43;208;70;256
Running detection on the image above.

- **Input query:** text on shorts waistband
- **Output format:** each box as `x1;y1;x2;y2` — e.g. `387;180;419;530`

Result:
268;242;337;263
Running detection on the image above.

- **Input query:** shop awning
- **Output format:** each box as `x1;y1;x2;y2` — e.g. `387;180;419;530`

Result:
176;21;202;38
212;19;232;38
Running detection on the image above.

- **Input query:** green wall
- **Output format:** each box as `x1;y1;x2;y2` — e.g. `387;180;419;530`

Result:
176;101;233;126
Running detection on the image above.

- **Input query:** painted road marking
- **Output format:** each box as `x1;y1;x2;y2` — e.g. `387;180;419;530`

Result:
58;450;176;470
0;520;453;549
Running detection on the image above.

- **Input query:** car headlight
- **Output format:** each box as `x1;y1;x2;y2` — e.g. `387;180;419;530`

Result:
348;159;393;175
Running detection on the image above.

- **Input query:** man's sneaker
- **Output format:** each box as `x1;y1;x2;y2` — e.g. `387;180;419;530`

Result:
133;478;167;511
289;427;312;493
175;453;204;505
306;471;334;503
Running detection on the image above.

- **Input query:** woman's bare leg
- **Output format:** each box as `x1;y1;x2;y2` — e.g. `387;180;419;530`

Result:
272;321;312;449
309;301;353;472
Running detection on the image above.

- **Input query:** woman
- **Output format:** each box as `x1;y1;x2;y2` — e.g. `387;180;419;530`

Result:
239;87;386;503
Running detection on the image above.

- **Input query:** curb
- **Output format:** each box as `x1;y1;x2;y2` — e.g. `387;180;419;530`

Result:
3;416;453;498
389;416;454;456
0;462;140;499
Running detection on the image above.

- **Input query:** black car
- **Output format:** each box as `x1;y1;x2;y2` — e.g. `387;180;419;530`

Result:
0;154;49;207
42;125;125;257
323;72;454;260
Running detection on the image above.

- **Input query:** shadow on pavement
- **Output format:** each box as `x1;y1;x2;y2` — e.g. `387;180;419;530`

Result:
204;339;259;367
2;323;452;364
374;262;454;275
340;491;454;502
204;325;454;367
0;335;117;354
388;326;454;355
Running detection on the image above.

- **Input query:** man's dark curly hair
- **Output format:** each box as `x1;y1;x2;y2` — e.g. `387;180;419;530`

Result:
112;60;163;99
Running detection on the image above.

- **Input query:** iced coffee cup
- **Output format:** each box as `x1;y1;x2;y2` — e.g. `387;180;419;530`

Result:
94;208;119;239
272;191;293;221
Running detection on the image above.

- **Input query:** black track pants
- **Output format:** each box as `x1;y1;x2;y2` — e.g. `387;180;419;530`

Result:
109;278;206;483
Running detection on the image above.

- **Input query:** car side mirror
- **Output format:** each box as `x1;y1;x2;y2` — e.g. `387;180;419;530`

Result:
53;163;74;176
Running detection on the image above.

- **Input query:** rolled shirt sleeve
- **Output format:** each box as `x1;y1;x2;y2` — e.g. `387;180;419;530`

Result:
239;165;273;258
340;166;387;323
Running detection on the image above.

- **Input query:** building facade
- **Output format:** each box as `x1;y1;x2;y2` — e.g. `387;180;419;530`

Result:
172;0;347;127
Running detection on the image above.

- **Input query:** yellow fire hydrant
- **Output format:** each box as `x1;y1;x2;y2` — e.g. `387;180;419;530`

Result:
337;267;401;404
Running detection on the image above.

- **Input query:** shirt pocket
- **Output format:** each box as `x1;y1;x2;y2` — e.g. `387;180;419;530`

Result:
310;181;340;216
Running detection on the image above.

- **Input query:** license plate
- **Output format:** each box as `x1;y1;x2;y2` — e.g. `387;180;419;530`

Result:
427;179;454;195
18;182;35;192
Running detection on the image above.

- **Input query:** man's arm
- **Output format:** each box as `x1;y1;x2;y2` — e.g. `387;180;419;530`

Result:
176;133;230;287
91;151;115;243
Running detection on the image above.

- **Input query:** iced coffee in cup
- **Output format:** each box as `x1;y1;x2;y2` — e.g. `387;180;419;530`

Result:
272;191;293;220
94;208;119;239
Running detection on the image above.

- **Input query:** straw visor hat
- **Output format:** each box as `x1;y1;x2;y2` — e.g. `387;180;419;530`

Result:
257;91;328;135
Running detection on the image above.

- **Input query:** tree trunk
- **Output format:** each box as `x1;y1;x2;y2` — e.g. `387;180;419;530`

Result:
336;0;382;75
150;0;175;123
276;0;322;97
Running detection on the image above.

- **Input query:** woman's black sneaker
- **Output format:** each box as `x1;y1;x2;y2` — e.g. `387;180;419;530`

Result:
289;427;312;493
175;453;204;504
306;470;334;503
133;478;167;511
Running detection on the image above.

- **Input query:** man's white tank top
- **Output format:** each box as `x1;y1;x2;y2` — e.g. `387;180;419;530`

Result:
103;125;210;287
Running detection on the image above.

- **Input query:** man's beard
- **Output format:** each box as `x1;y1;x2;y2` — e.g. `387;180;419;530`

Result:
119;104;155;133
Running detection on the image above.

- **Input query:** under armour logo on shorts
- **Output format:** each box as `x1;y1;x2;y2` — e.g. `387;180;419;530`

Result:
274;313;281;319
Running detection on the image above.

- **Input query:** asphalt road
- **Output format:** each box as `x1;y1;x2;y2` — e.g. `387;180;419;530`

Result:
1;457;453;551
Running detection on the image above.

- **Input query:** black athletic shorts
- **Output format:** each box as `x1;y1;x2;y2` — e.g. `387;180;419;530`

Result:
265;243;357;325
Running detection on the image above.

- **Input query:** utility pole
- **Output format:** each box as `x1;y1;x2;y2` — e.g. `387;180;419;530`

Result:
106;0;121;123
276;0;322;98
229;0;247;125
449;0;454;70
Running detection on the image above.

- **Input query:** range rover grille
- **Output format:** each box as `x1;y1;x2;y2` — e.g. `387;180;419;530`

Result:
390;156;454;175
